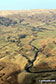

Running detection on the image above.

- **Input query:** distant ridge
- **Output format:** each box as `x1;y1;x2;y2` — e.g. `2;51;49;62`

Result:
0;9;56;16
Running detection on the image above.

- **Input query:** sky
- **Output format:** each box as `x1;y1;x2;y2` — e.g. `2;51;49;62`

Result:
0;0;56;10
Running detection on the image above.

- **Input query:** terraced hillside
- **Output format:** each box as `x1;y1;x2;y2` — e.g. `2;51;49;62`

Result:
0;9;56;84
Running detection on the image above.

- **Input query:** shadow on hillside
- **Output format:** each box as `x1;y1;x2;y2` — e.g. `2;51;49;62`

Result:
0;72;20;84
0;61;21;84
22;62;56;84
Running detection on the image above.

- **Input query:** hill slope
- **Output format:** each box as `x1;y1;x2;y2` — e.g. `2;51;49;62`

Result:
0;9;56;84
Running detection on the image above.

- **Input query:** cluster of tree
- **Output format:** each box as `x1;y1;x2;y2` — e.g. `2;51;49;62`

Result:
19;34;27;39
0;16;17;26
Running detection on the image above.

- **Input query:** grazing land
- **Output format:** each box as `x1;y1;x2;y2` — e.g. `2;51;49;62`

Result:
0;9;56;84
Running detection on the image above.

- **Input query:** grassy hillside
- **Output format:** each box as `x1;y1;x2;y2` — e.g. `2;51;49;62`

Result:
0;9;56;84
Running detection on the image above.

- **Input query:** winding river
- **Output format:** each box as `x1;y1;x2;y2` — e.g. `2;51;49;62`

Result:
25;39;39;73
18;38;56;73
25;39;56;73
